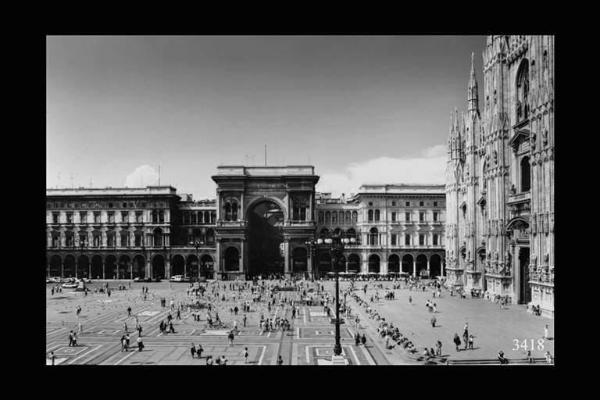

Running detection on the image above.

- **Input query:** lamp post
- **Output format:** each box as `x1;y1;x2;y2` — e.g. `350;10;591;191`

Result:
190;240;203;281
315;234;355;359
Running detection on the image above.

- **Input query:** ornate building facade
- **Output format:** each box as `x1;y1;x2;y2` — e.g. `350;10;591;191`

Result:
47;171;446;281
445;35;554;317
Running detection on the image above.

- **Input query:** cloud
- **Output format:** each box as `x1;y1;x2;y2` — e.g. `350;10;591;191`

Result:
125;165;159;188
317;145;446;196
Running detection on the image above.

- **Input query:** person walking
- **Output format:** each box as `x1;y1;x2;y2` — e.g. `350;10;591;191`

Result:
453;333;461;351
68;330;74;347
243;314;247;327
408;295;412;305
431;316;436;328
361;334;367;346
468;334;474;350
196;344;203;359
137;336;144;352
121;335;128;352
435;340;442;356
127;306;131;317
243;347;249;364
48;351;56;366
277;355;284;365
137;324;142;337
228;331;235;346
190;343;197;358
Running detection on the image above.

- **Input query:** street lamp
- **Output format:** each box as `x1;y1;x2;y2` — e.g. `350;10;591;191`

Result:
190;240;203;281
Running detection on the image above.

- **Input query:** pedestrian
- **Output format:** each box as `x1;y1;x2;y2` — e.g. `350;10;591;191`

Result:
190;343;197;358
125;333;130;349
526;350;534;363
545;351;553;364
124;322;128;334
137;324;142;337
355;332;361;346
68;330;74;347
544;324;549;340
243;314;247;327
169;321;176;333
277;355;284;365
468;334;474;350
137;336;144;352
221;355;228;365
48;351;56;366
361;334;367;346
408;296;412;304
228;331;235;346
51;287;54;296
497;350;508;364
431;316;436;328
127;306;131;317
76;305;82;316
196;344;203;359
206;355;213;365
243;347;249;363
453;333;461;351
121;335;128;352
435;340;442;356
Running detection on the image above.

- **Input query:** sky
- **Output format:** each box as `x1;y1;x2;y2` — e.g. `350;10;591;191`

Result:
47;35;486;199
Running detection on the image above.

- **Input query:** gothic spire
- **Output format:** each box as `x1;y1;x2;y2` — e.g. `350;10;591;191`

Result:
467;52;479;114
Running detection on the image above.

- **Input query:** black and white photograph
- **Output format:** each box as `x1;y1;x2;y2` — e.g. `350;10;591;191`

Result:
45;35;555;366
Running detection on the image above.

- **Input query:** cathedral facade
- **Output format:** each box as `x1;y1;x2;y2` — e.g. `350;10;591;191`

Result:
445;35;554;317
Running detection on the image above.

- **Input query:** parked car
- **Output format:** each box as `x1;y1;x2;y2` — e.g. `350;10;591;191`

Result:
62;282;78;288
170;275;184;282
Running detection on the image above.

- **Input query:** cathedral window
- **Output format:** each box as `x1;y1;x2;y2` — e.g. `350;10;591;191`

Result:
516;60;530;122
521;156;531;192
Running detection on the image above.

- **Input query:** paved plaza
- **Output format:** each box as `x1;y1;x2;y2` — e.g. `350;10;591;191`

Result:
46;279;554;365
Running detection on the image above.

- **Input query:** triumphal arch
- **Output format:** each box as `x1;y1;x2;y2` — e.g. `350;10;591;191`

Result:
211;166;319;280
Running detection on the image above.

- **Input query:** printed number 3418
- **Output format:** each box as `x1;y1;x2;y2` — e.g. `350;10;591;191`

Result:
513;339;545;351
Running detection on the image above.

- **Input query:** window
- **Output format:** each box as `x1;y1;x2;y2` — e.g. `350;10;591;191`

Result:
292;198;307;221
405;235;411;246
66;231;74;247
51;232;60;247
516;60;529;122
433;201;438;207
159;210;165;223
108;202;113;208
352;211;358;223
121;212;129;223
368;202;373;206
79;233;87;247
325;212;331;224
405;212;410;222
65;212;73;224
331;211;337;224
391;212;396;222
231;202;238;220
419;212;424;222
136;212;143;223
122;202;127;208
433;212;438;222
419;234;425;246
374;210;380;222
405;202;410;207
433;234;439;246
318;212;324;224
108;212;115;223
134;231;143;247
94;212;101;224
521;157;531;192
391;234;397;246
369;228;378;246
107;231;116;247
392;201;396;206
368;210;373;222
345;211;351;224
121;231;129;247
419;201;424;207
93;232;101;247
52;212;59;224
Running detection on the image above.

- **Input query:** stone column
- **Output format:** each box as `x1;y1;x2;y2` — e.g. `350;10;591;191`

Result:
381;260;388;275
165;258;171;279
146;258;152;279
284;240;290;276
102;261;106;280
89;263;92;279
183;259;187;278
412;259;417;277
427;257;430;277
75;260;78;279
361;253;368;274
345;260;349;274
61;262;64;278
215;240;222;280
307;247;313;276
240;240;246;275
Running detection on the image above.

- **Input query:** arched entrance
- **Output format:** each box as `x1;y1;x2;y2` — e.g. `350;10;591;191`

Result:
77;255;89;278
429;254;442;278
200;254;214;279
63;255;76;278
224;247;240;272
388;254;400;274
402;254;413;275
519;247;531;304
152;255;165;279
292;247;307;273
336;255;346;273
416;254;428;277
318;252;331;276
368;254;380;273
119;255;131;280
247;200;284;277
91;255;103;279
105;255;117;279
49;255;61;277
171;255;184;276
132;255;145;279
348;254;360;273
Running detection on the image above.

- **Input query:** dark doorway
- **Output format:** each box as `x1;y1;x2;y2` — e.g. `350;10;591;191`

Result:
248;200;284;277
292;247;308;273
152;255;165;279
429;254;442;278
519;247;531;304
388;254;400;273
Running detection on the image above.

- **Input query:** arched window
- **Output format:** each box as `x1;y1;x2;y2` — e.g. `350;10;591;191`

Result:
369;228;378;246
368;210;373;222
120;231;129;247
107;230;116;247
345;211;351;224
153;228;163;247
516;60;529;122
374;209;380;221
224;202;232;221
318;212;324;224
65;231;74;247
521;157;531;192
231;201;238;221
325;212;330;224
191;212;197;225
211;211;216;224
332;211;337;224
352;211;358;223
